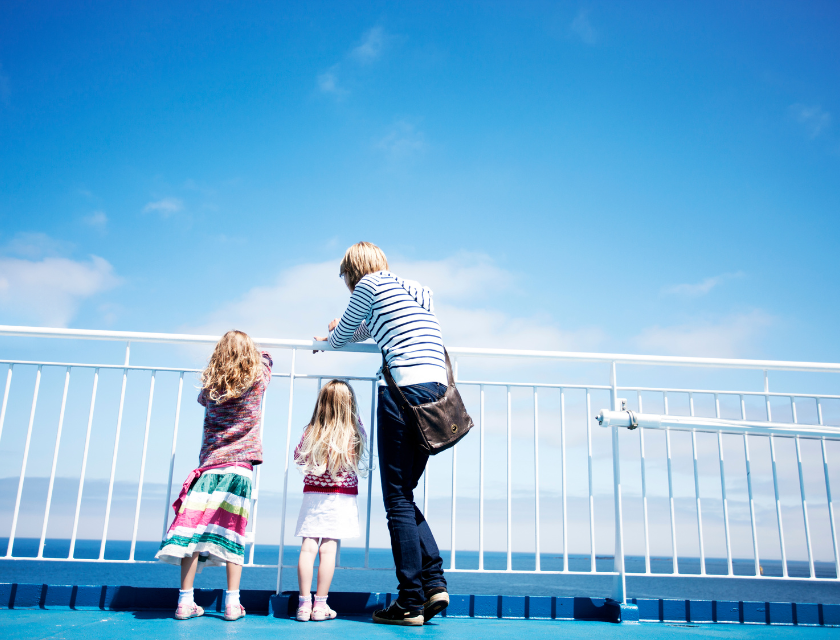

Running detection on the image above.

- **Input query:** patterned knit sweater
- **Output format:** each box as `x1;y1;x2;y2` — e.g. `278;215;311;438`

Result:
293;421;366;495
198;352;272;467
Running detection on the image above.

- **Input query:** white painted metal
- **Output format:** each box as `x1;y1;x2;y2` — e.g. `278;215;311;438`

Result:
161;372;184;540
691;428;706;576
38;367;70;558
717;429;734;576
666;426;679;574
364;381;377;569
638;391;651;574
247;393;268;565
70;368;98;559
822;438;840;579
586;389;595;573
610;363;626;602
769;434;788;578
506;385;512;571
533;387;541;571
276;349;297;595
478;384;485;571
0;365;12;445
100;342;131;560
130;372;156;561
795;435;815;578
6;365;41;557
560;387;568;573
450;442;458;570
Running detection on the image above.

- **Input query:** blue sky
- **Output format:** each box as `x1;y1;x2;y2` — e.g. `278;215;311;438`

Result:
1;3;840;565
1;1;839;362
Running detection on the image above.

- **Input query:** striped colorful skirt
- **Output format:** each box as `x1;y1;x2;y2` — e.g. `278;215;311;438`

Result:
156;465;252;571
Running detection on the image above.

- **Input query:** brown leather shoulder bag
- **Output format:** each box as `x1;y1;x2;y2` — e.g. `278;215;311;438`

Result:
382;348;474;454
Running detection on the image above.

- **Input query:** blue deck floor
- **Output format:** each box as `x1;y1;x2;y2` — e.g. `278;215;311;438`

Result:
2;610;838;640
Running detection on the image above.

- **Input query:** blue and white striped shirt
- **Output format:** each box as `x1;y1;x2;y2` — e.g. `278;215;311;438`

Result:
328;271;448;387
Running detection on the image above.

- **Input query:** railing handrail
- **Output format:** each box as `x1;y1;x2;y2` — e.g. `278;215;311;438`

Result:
2;324;840;373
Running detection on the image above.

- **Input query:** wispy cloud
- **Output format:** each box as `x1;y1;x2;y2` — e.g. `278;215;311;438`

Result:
2;232;70;259
143;197;184;216
82;210;108;229
377;121;428;157
790;103;831;138
317;26;389;97
633;310;772;358
662;271;744;297
0;254;121;327
570;9;597;45
350;26;385;63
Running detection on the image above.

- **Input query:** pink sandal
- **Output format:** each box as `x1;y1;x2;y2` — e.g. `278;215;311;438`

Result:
311;602;337;621
175;603;204;620
224;604;246;621
296;600;312;621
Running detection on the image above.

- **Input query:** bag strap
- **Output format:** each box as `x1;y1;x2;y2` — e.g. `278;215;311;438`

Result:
381;348;454;408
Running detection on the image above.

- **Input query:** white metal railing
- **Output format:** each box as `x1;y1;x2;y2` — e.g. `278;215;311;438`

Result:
0;325;838;605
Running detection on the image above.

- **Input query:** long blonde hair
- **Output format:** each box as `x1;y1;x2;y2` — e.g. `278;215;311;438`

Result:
201;330;263;404
297;380;368;477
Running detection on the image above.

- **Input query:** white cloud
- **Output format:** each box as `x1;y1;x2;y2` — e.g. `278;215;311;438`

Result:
187;254;604;360
377;121;428;157
317;66;346;96
0;255;121;327
143;197;184;216
570;9;597;45
790;103;831;138
83;210;108;229
633;310;773;358
662;271;744;297
2;232;71;259
350;26;385;62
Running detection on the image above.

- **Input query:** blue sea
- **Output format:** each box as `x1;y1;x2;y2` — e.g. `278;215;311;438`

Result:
2;538;839;605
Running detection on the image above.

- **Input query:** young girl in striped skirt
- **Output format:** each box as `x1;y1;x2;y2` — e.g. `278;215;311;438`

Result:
157;330;272;622
293;380;367;621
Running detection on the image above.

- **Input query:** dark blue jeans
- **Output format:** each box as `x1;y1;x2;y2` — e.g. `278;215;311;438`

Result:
377;382;448;609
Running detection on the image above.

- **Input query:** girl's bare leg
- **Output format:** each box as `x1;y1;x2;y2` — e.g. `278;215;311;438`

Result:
316;538;337;597
297;537;320;596
180;553;200;590
226;561;242;591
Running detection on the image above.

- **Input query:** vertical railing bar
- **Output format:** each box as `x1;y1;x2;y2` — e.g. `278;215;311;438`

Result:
70;368;98;559
795;434;815;578
741;393;760;577
247;392;268;565
506;385;512;571
0;365;13;446
560;387;568;573
450;443;457;570
100;341;131;560
638;391;650;574
364;380;377;569
666;426;678;574
6;365;42;557
610;362;626;603
276;349;297;594
533;386;541;572
821;437;840;580
38;367;71;558
586;388;595;573
691;429;706;576
479;384;485;571
791;396;798;424
769;434;788;578
161;372;184;540
129;371;156;561
717;392;733;576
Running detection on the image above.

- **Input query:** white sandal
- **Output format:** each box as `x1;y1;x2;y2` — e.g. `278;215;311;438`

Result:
224;604;246;621
296;601;312;621
175;603;204;620
311;604;337;621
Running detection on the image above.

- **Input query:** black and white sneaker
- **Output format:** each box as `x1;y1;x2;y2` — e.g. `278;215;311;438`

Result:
423;587;449;622
372;600;424;626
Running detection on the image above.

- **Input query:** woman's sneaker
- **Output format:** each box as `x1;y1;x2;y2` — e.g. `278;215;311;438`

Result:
372;600;424;626
423;587;449;622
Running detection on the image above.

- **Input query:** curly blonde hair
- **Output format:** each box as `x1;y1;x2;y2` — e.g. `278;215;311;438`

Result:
201;330;263;404
297;380;368;478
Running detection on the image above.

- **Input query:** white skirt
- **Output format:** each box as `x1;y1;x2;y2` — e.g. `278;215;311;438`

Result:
295;492;360;540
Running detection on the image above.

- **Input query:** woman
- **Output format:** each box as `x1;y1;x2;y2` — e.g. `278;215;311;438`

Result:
315;241;449;626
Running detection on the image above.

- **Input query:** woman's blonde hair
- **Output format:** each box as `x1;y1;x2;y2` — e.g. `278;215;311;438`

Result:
201;330;263;404
339;241;389;290
297;380;368;478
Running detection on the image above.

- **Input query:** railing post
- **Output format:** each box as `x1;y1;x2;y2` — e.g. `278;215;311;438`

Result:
610;362;626;603
276;349;297;595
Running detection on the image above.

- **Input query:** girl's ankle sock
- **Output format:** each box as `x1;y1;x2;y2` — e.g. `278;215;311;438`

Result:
226;589;240;609
178;589;194;608
299;595;312;608
314;595;328;609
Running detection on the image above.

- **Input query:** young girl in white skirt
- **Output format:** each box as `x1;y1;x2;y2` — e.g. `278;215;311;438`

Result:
293;380;367;621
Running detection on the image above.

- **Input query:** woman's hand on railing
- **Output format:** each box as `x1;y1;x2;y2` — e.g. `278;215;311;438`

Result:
313;319;340;353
